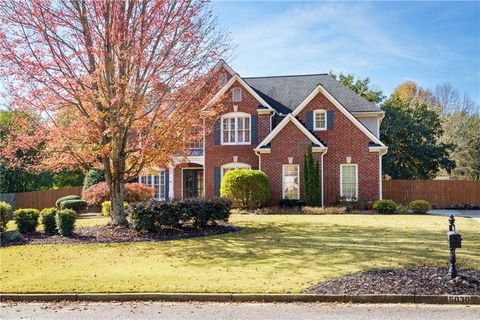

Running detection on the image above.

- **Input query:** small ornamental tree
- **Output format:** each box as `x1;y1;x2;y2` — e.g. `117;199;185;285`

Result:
83;169;105;191
220;169;269;209
0;0;231;225
303;144;321;206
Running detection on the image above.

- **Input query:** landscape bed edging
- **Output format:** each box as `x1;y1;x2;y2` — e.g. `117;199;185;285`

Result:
1;293;479;305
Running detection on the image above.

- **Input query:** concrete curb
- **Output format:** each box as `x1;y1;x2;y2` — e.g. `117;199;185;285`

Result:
1;293;479;304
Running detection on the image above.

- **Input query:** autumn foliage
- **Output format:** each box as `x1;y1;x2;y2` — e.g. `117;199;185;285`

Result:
82;182;155;207
0;0;230;224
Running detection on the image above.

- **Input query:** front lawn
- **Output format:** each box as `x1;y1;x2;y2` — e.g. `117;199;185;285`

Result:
1;214;479;293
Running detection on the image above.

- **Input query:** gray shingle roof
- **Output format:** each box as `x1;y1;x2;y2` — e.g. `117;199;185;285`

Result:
243;74;380;114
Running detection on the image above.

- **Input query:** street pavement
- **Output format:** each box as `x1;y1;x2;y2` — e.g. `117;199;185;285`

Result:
1;302;479;320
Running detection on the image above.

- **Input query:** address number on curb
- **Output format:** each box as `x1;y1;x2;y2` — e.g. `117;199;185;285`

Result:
447;295;472;304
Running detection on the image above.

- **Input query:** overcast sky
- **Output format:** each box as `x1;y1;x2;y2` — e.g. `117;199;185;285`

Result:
213;1;480;102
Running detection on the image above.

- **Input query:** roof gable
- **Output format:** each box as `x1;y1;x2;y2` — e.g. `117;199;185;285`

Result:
255;114;327;152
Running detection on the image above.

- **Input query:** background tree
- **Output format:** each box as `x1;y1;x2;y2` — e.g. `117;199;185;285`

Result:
0;0;230;225
329;71;385;103
303;144;321;206
381;85;455;179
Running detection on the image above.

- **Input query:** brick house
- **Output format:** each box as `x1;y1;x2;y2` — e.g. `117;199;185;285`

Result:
139;60;387;207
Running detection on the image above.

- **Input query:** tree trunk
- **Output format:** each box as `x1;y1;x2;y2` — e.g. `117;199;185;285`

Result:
109;178;128;226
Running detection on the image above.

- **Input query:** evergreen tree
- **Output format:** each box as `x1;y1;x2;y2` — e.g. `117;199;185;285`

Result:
303;144;321;206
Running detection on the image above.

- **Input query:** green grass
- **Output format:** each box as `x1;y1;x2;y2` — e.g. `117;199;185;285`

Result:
1;214;479;293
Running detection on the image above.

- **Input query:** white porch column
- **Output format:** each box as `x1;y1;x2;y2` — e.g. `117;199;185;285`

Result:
168;166;174;199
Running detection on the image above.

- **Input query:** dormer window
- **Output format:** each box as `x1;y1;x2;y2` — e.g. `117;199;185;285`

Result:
232;88;242;102
314;109;327;130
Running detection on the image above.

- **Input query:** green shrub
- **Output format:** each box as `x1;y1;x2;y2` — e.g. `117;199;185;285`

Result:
40;208;58;235
59;199;87;212
409;200;432;214
83;168;105;190
101;201;128;216
13;208;40;234
395;205;410;214
279;199;306;208
55;195;81;208
373;199;397;214
56;209;77;236
220;169;269;209
0;201;12;231
129;198;232;232
1;230;23;244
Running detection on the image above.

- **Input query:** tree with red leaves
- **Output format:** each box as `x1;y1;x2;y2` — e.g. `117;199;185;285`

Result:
0;0;230;225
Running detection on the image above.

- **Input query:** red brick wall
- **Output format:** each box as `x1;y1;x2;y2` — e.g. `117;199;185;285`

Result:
296;91;380;205
260;121;322;205
204;80;267;198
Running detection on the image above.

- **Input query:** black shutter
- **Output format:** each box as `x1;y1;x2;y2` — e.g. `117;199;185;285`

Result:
327;111;334;129
164;170;169;200
214;167;221;197
251;115;258;144
214;119;221;145
306;111;314;130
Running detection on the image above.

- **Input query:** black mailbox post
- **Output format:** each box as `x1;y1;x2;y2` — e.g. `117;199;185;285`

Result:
447;215;462;278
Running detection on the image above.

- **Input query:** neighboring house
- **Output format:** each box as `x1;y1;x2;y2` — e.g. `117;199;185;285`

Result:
139;60;387;207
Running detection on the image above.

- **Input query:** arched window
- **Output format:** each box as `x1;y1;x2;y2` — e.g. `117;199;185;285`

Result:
221;162;251;177
313;109;327;130
221;112;251;145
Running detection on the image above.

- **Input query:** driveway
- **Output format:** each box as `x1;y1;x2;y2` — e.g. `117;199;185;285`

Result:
1;302;480;320
427;209;480;222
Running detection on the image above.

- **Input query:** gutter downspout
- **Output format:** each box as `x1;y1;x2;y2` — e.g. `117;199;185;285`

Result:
254;150;262;171
379;148;388;200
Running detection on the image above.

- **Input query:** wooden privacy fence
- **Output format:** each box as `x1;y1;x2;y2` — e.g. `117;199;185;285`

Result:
382;180;480;208
11;186;83;210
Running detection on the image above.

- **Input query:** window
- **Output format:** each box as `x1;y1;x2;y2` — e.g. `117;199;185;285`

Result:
221;113;251;145
314;109;327;130
232;88;242;102
221;162;251;177
139;170;166;199
340;164;358;200
282;164;299;199
220;74;228;86
189;127;204;155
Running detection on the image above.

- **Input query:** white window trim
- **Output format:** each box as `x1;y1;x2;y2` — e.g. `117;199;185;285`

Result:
221;162;251;177
282;164;300;199
138;169;167;200
340;164;358;200
232;87;242;102
220;112;251;145
313;109;327;131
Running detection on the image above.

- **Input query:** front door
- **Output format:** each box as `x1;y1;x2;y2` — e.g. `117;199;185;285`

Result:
183;169;204;198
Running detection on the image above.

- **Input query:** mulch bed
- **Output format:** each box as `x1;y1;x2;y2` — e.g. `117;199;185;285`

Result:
305;266;480;295
1;223;239;247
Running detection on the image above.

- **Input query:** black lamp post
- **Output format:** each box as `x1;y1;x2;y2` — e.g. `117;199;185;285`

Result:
447;215;462;278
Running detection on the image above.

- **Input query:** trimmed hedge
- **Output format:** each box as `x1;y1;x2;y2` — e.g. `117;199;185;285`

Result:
60;199;87;212
55;195;81;208
0;201;12;231
40;208;58;235
409;200;432;214
373;199;397;214
129;198;232;232
13;208;40;234
220;169;269;209
56;209;77;236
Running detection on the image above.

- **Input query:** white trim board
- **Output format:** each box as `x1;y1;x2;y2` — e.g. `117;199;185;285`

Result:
204;74;275;111
291;84;387;149
213;59;235;76
254;114;327;152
